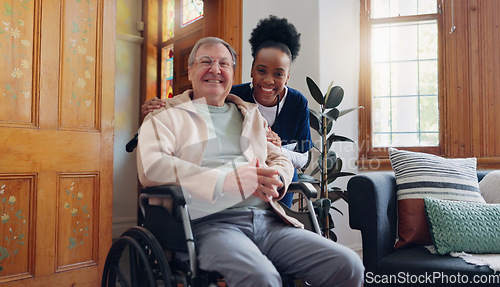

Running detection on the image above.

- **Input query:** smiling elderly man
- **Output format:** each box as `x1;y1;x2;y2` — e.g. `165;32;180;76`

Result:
137;37;363;287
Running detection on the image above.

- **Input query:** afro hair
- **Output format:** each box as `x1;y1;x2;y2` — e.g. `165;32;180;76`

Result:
249;15;301;61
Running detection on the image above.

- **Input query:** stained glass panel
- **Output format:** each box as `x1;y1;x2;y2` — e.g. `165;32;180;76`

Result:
161;45;174;99
162;0;175;41
181;0;203;27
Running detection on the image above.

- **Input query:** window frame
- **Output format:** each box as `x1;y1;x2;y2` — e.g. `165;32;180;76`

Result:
358;0;445;170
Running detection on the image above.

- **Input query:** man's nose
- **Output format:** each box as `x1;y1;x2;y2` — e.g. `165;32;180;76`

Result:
208;61;222;73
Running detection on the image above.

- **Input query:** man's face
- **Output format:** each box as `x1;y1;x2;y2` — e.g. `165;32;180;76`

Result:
188;43;235;106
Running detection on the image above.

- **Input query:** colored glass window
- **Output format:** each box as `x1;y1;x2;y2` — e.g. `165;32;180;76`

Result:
181;0;203;27
161;45;174;99
162;0;175;41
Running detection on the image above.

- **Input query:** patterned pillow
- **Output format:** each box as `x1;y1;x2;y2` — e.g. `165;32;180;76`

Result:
388;148;485;249
424;197;500;255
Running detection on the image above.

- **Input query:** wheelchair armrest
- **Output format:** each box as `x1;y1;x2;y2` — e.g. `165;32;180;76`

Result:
139;185;189;218
141;184;187;204
287;182;318;199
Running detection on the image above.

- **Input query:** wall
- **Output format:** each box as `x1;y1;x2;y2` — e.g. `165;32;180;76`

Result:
242;0;362;251
113;0;143;238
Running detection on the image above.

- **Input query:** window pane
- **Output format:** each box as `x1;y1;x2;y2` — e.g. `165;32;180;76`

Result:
392;132;419;146
390;0;418;18
418;0;437;14
419;60;437;95
420;132;439;146
373;133;392;147
391;96;418;132
371;0;437;18
419;95;439;132
391;61;418;96
371;0;390;19
161;45;174;99
182;0;204;27
372;26;390;62
162;0;175;41
372;97;391;132
418;21;438;59
372;63;390;97
391;24;417;61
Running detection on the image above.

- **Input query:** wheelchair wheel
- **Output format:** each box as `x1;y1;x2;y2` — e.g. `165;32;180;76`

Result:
102;236;155;287
102;227;175;287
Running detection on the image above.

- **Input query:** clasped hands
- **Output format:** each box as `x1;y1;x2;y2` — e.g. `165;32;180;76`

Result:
222;158;283;202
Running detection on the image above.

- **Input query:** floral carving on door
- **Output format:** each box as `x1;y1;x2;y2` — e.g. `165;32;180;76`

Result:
0;0;36;126
0;176;34;280
0;184;26;274
57;174;97;270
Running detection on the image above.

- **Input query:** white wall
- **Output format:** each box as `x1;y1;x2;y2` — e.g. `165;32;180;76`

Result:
242;0;362;250
113;0;143;238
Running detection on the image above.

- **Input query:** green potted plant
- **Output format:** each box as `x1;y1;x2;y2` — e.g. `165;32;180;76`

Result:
299;76;362;240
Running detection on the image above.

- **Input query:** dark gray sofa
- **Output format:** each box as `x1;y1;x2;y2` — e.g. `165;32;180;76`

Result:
348;171;497;286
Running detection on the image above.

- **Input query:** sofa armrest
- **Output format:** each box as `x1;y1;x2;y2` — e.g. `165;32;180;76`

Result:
348;172;397;272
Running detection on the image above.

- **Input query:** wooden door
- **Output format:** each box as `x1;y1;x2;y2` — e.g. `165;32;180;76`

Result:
0;0;115;286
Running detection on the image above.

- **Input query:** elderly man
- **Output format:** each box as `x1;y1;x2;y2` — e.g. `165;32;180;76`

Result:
137;37;363;287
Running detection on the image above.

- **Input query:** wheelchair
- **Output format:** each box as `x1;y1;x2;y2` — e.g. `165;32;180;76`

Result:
102;180;322;287
105;133;324;286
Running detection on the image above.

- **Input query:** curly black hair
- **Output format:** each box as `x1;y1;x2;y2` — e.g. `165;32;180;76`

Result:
249;15;301;62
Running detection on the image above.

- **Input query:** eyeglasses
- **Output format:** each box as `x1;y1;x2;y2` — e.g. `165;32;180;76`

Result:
194;55;235;70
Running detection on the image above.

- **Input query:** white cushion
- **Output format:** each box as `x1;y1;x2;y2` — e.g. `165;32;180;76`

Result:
479;170;500;204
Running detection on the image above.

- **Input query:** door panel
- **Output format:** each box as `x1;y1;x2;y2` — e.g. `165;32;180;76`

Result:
0;0;114;285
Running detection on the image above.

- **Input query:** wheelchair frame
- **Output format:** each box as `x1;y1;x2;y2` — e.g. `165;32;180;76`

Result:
102;182;320;287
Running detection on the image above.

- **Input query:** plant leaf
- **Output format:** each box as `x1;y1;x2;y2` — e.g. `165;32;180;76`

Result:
326;134;354;148
339;106;364;118
325;86;344;109
309;109;321;133
306;77;324;105
327;172;356;184
317;151;337;170
297;174;319;183
324;108;340;121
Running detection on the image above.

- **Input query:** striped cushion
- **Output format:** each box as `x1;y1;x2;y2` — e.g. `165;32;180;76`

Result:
388;148;485;249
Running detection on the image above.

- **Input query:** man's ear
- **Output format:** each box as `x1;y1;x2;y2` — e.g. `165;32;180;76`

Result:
187;66;192;81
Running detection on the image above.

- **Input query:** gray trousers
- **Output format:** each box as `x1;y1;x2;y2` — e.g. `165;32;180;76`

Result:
192;209;364;287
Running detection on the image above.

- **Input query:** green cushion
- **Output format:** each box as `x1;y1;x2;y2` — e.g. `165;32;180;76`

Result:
424;196;500;255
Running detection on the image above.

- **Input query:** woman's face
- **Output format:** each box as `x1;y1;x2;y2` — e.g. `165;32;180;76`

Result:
250;47;291;107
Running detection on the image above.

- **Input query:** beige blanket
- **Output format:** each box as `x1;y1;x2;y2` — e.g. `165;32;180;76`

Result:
426;245;500;272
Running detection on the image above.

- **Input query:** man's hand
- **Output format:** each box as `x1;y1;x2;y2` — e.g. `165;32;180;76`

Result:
141;97;166;122
223;158;283;202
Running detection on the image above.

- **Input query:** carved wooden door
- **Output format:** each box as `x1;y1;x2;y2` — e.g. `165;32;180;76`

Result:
0;0;114;286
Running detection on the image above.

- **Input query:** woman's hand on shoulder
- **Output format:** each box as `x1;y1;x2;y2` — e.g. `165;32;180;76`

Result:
141;97;166;122
266;128;282;148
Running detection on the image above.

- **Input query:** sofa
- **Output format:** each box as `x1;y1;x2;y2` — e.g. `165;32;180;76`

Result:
348;171;496;286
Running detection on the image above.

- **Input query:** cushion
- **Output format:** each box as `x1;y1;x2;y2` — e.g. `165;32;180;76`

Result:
479;170;500;204
388;147;485;249
424;196;500;255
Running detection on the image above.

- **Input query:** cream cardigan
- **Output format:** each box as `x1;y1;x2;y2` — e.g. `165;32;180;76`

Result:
137;90;303;227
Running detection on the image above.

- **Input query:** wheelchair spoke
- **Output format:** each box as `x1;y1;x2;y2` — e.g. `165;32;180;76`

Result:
102;236;156;287
129;244;139;286
116;267;131;287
